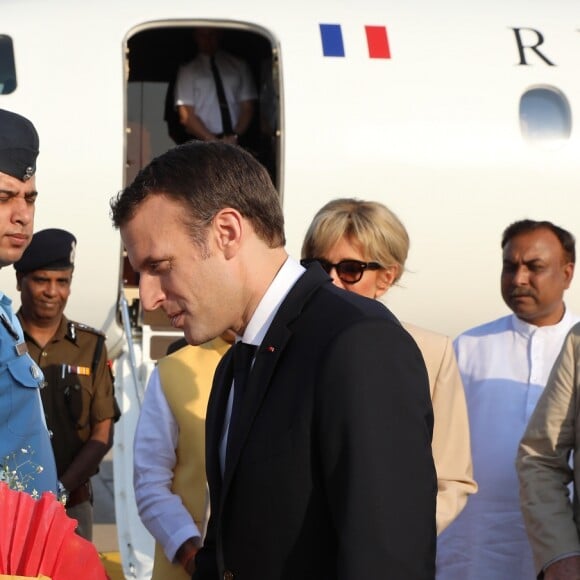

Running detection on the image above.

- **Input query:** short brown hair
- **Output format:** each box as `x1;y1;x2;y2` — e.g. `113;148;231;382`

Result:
110;142;285;249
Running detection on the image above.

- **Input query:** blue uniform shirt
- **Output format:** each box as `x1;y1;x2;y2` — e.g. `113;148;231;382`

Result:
0;291;58;496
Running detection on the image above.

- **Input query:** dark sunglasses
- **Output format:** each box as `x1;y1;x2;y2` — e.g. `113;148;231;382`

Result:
300;258;382;284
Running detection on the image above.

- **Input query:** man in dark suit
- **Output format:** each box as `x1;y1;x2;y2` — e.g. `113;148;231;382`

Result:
110;142;436;579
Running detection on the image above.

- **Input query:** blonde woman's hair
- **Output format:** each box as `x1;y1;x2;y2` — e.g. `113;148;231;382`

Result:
302;198;410;283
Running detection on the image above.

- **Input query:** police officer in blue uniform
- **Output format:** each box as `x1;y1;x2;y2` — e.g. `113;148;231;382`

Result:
0;109;58;496
14;228;120;540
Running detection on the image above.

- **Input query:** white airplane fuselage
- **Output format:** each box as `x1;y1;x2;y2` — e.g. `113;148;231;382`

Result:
2;1;579;576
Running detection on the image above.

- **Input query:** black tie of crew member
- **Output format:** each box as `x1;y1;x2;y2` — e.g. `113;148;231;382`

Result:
210;56;234;136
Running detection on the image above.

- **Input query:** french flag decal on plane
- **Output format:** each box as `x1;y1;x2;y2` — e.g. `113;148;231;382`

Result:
319;24;391;59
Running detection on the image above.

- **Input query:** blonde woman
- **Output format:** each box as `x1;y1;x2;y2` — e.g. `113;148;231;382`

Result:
302;198;477;533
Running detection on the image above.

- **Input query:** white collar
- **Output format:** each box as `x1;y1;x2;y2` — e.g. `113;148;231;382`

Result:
511;304;574;336
241;256;304;347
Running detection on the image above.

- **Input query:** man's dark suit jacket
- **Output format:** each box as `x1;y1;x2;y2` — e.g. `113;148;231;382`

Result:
194;264;436;579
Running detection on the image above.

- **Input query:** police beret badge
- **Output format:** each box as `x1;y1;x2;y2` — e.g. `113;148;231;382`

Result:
0;109;39;181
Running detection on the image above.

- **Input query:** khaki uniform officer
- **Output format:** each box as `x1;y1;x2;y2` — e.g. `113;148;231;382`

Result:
14;228;120;541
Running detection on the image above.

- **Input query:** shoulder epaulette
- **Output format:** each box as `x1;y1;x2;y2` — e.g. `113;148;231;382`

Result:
70;321;106;338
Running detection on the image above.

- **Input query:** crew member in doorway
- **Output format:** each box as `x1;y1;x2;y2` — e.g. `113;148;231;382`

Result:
174;28;257;144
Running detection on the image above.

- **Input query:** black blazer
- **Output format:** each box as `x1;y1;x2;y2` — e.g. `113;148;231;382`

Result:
194;264;436;580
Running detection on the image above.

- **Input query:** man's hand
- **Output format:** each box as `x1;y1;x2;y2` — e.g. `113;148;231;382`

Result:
59;419;113;492
220;134;238;145
545;556;580;580
176;536;201;575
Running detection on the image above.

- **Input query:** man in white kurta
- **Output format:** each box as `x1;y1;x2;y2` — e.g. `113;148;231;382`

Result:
134;338;231;579
436;219;579;580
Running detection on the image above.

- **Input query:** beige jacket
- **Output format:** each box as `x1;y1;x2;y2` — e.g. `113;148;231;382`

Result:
517;322;580;575
403;323;477;533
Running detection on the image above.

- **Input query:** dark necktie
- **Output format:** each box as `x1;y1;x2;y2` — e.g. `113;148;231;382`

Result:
227;342;257;457
210;55;233;135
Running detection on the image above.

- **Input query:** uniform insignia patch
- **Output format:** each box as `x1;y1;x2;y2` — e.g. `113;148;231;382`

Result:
15;342;28;356
62;364;91;377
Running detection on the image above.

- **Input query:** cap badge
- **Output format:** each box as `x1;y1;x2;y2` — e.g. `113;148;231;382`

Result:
22;166;34;181
69;241;76;266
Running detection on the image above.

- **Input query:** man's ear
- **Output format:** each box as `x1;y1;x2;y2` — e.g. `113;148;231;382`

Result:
563;261;575;289
374;265;399;299
212;208;244;258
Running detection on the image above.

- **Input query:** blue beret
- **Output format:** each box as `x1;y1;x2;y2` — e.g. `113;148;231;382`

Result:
0;109;39;181
14;229;76;273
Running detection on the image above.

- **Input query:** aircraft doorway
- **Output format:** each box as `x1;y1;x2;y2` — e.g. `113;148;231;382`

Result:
122;23;281;354
125;24;281;188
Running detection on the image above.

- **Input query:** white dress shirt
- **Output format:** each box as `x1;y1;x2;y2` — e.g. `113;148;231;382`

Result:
437;308;580;580
174;50;257;134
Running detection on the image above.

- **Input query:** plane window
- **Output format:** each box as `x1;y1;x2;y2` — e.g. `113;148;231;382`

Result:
519;87;571;144
0;35;17;94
